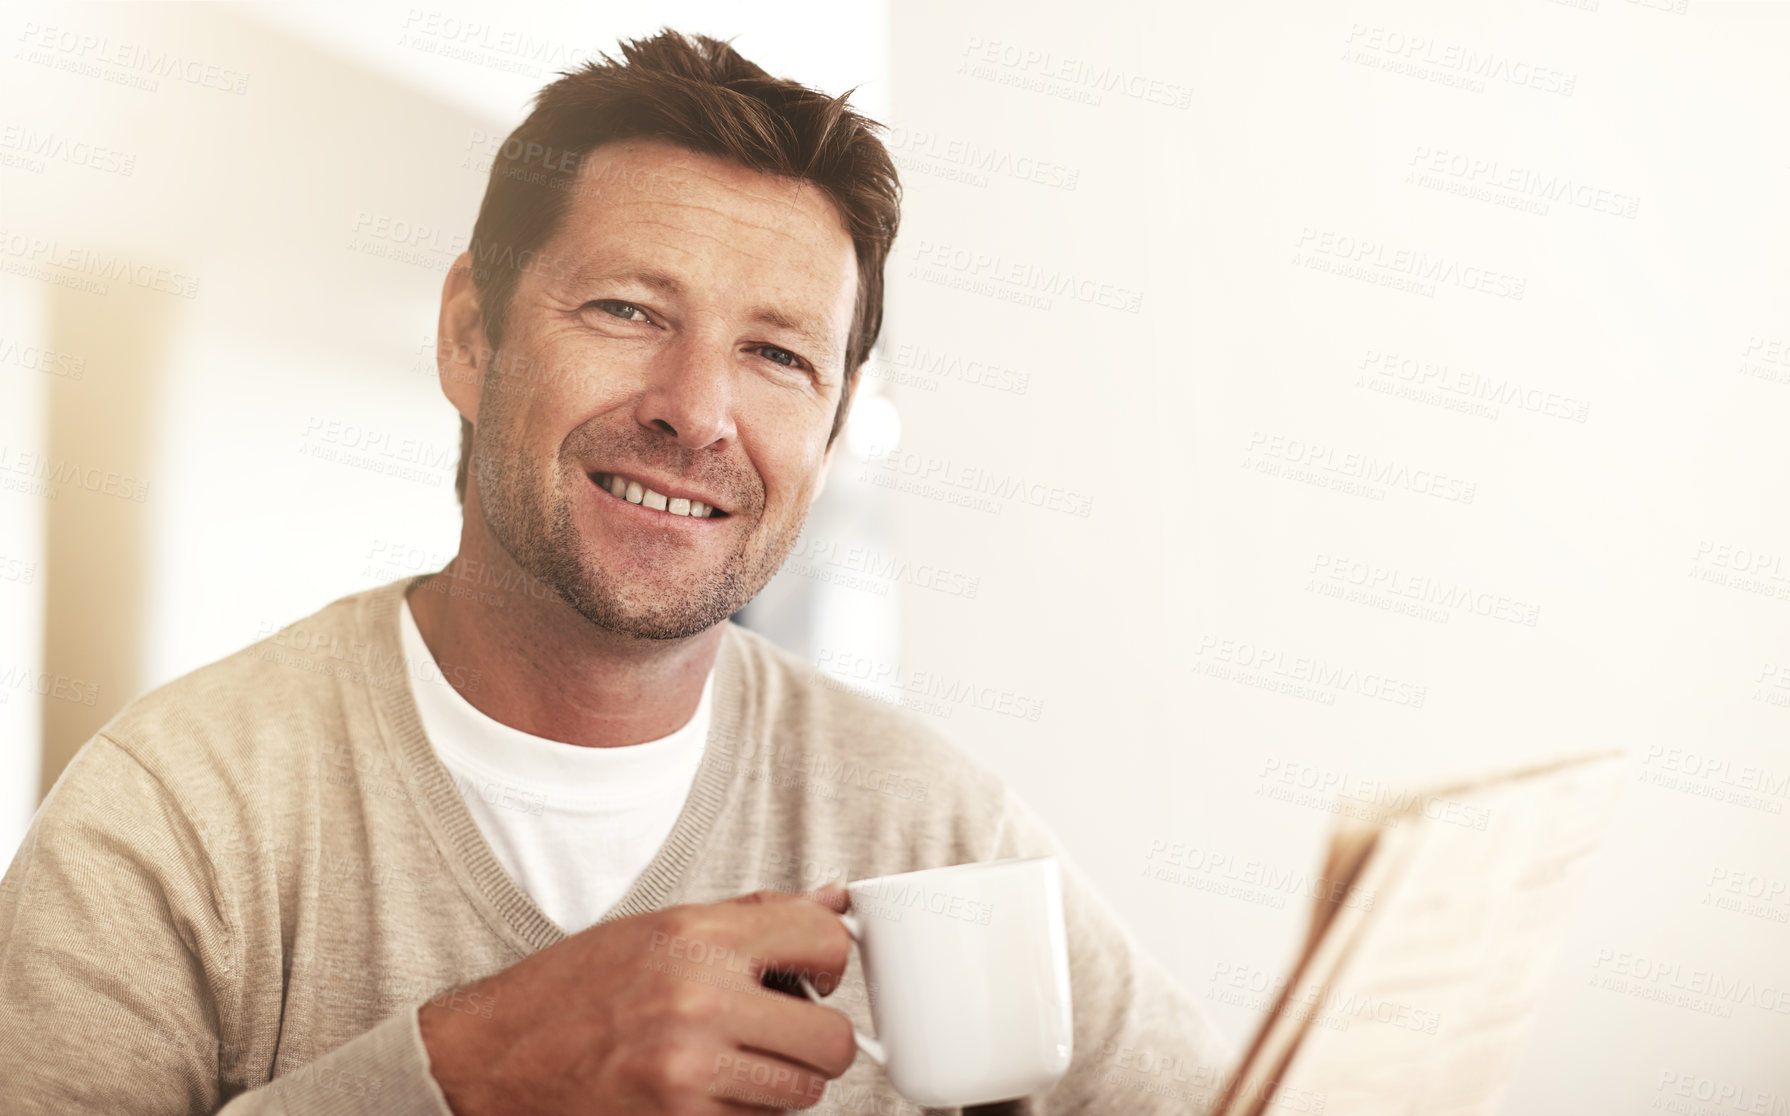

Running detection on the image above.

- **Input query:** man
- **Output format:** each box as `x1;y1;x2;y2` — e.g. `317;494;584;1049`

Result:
0;29;1227;1115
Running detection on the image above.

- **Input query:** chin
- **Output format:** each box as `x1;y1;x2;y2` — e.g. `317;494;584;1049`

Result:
562;558;753;642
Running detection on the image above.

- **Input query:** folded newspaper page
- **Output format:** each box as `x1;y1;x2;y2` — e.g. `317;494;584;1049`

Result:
1212;750;1626;1116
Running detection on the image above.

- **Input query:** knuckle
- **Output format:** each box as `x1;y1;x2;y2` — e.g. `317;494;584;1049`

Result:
666;978;720;1019
634;1036;710;1090
658;904;705;938
664;1042;716;1090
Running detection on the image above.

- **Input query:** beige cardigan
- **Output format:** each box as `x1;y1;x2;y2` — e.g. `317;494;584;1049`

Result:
0;576;1228;1114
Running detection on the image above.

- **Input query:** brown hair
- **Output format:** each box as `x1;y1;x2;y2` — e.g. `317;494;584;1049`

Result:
453;28;901;505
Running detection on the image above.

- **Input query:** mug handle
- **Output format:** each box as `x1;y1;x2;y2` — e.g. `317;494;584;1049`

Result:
797;911;887;1067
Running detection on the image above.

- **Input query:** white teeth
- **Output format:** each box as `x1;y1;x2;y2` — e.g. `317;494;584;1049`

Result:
599;473;716;518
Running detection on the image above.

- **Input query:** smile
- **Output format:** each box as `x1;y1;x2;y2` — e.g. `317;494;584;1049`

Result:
589;472;728;519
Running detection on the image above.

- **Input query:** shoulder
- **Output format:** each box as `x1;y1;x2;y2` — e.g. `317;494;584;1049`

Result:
720;622;1012;841
86;580;406;808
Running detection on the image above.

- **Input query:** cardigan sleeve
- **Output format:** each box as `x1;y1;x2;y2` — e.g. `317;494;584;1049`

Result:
0;735;455;1116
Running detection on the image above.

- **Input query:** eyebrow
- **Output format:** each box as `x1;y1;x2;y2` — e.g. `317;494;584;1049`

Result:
570;265;841;361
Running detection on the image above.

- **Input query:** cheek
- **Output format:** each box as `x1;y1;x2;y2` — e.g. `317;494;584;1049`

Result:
754;428;832;499
736;394;834;494
509;342;629;434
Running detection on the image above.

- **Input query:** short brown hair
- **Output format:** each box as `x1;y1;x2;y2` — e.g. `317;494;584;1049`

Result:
452;28;901;505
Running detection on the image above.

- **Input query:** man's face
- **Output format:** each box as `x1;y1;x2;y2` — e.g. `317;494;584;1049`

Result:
467;137;859;640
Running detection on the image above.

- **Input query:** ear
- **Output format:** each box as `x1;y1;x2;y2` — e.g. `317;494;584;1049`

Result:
438;251;484;424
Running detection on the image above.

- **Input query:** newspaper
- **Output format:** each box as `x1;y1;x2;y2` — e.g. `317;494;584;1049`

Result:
1212;750;1626;1116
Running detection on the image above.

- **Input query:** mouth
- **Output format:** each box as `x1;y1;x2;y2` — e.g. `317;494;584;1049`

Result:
588;471;730;520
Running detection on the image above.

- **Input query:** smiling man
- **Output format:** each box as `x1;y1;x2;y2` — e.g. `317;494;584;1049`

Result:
0;29;1226;1116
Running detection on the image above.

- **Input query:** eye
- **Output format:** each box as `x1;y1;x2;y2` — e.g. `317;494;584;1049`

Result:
753;344;803;369
589;299;652;324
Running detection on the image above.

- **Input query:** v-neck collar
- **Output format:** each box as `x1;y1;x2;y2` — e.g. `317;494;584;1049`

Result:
361;575;753;955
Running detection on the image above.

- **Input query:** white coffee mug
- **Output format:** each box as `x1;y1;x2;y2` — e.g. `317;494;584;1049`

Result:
799;855;1075;1107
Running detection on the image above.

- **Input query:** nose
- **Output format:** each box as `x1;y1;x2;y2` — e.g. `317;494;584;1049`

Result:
633;330;737;450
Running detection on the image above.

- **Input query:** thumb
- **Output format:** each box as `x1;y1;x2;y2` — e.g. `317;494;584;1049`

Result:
802;882;850;913
723;884;849;912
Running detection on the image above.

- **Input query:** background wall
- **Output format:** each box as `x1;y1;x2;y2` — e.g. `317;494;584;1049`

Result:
878;0;1790;1111
4;2;1788;1113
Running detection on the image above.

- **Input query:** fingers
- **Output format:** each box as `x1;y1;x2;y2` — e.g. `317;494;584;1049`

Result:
703;1046;836;1110
802;884;850;914
723;885;846;913
730;982;860;1078
711;891;853;993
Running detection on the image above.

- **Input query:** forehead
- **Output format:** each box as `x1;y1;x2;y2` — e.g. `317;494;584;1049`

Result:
544;138;857;317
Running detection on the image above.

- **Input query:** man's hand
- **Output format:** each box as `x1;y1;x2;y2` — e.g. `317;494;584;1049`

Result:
419;886;858;1114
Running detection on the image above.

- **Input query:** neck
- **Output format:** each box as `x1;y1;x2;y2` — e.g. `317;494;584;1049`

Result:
405;504;723;749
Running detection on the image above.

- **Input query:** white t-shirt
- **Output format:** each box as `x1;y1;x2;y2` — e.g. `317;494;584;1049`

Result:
399;596;712;935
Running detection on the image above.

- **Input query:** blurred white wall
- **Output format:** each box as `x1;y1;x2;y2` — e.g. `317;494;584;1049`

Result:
879;0;1790;1111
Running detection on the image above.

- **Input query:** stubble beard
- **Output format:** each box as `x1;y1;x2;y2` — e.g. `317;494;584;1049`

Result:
472;418;810;642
